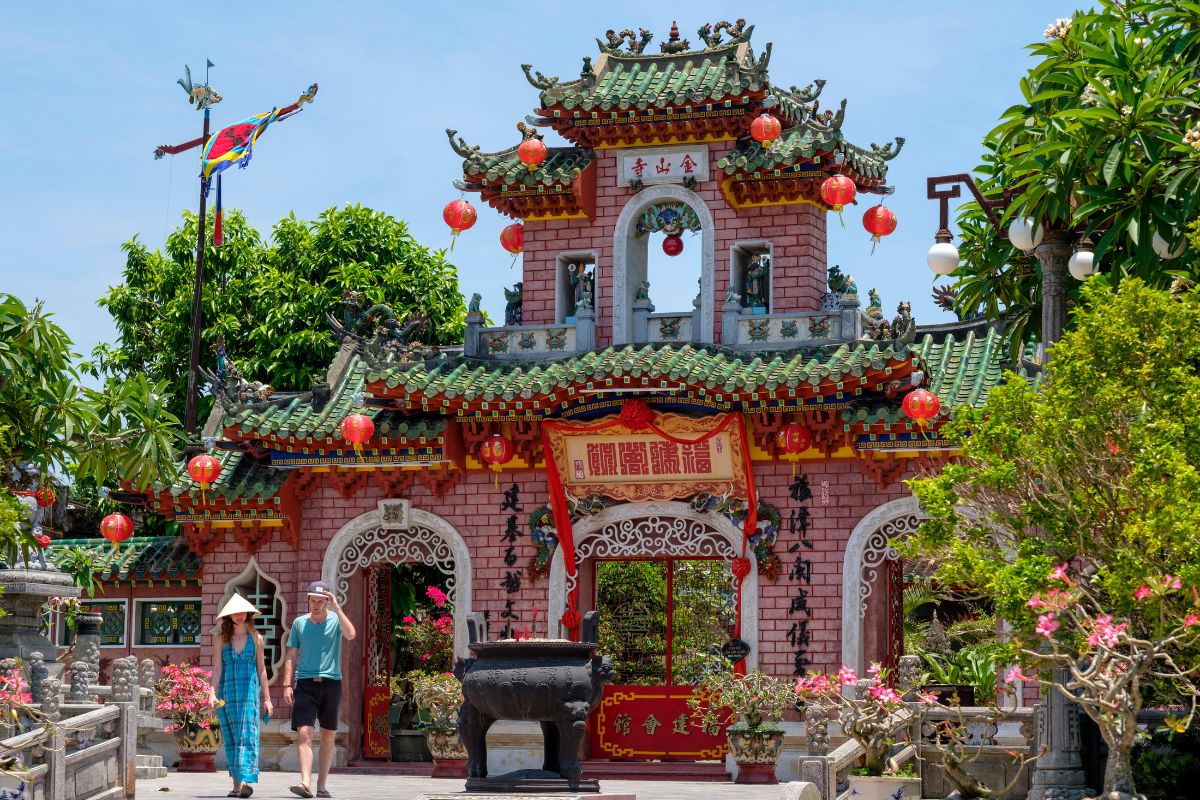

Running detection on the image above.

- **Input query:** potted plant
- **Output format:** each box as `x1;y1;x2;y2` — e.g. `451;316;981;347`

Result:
154;662;221;772
795;663;923;800
407;670;466;777
688;663;795;784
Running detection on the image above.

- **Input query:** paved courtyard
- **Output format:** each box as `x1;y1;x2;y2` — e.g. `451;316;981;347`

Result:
139;771;789;799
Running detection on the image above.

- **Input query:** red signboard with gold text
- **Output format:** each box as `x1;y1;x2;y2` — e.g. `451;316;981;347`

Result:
591;685;729;760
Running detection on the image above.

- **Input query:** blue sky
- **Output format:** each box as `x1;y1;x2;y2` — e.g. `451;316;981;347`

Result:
0;2;1072;363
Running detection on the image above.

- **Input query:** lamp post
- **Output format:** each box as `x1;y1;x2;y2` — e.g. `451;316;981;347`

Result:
925;174;1089;353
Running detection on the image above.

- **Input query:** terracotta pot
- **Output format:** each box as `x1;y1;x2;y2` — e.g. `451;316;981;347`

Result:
846;774;921;800
727;724;783;784
424;728;467;777
175;726;220;772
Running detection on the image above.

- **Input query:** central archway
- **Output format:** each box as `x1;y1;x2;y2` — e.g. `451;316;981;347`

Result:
546;501;758;670
612;184;716;344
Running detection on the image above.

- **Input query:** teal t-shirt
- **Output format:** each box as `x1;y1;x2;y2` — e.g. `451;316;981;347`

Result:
287;614;342;680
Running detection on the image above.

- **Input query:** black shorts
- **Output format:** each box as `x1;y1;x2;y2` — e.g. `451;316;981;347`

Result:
291;678;342;731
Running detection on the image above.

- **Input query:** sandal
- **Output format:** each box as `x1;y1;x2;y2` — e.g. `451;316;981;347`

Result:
316;791;332;798
289;785;314;799
239;786;254;798
227;792;239;798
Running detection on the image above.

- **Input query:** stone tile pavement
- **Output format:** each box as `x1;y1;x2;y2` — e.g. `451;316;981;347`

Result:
138;771;791;800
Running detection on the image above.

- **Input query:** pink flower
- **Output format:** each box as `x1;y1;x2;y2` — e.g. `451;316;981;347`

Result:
1036;613;1059;638
868;685;903;704
1135;585;1152;601
421;652;431;661
1165;574;1183;591
1027;593;1045;610
1085;615;1127;649
1004;666;1031;684
837;666;858;686
1049;563;1070;583
425;586;449;607
1183;614;1200;628
917;691;939;705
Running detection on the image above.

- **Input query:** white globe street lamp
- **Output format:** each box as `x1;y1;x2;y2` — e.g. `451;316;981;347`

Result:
927;240;960;275
1008;217;1044;252
1068;247;1096;280
1152;230;1186;260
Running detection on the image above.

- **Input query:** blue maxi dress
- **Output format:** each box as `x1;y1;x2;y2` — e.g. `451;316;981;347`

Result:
215;637;260;784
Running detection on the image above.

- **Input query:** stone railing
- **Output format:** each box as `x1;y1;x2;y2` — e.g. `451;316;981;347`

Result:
0;656;143;800
463;310;595;359
723;301;861;349
644;312;695;344
916;705;1037;799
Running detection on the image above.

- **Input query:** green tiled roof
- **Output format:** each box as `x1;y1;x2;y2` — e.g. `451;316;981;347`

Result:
372;341;914;403
460;145;593;189
534;44;766;112
46;536;201;583
717;124;889;183
223;354;447;443
167;448;289;501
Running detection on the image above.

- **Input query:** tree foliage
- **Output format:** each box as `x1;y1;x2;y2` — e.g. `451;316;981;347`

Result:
950;2;1200;348
93;204;467;422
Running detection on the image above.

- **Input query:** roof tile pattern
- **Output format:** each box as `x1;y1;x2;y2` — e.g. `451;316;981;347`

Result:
47;536;201;583
462;147;594;189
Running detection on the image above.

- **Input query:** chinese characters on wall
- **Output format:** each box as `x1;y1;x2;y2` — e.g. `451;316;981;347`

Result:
564;434;734;485
786;472;815;674
498;483;523;639
618;147;710;186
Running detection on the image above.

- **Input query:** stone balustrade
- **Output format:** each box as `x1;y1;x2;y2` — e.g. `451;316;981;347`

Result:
464;310;594;359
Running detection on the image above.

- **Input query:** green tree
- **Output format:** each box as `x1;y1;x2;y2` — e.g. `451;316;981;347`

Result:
93;204;466;421
950;2;1200;348
903;280;1200;796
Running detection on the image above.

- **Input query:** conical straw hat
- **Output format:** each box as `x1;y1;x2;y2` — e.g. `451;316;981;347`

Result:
216;594;258;619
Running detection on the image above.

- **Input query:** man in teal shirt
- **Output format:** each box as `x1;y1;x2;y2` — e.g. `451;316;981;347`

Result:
282;581;356;798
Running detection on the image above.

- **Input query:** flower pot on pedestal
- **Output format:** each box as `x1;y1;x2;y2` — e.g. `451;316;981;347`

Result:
424;727;467;777
846;774;921;800
727;722;783;784
175;726;220;772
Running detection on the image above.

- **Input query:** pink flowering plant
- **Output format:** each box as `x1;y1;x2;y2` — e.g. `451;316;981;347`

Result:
795;663;920;776
395;585;455;674
405;670;462;733
154;662;221;740
687;660;795;734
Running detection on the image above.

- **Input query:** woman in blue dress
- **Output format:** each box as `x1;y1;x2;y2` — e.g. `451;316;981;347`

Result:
209;594;273;798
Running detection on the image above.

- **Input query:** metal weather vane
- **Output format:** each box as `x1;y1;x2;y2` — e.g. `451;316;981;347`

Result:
152;60;318;436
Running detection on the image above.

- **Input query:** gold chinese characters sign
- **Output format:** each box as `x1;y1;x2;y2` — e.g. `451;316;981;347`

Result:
544;411;750;504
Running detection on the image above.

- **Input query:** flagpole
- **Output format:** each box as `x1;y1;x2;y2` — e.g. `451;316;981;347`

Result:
184;106;211;436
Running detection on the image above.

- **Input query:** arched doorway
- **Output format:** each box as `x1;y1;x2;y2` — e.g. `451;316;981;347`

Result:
840;496;924;673
321;502;473;761
546;502;757;761
611;185;716;344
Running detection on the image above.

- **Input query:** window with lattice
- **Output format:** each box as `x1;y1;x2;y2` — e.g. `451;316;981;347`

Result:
221;558;288;683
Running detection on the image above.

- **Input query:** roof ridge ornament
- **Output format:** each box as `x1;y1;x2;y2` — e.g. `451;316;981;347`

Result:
520;63;559;91
697;19;750;48
598;27;653;55
445;129;483;163
870;137;906;161
789;79;826;104
660;21;689;54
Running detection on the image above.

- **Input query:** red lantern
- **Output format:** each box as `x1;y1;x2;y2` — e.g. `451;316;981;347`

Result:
442;199;477;250
500;223;524;266
776;423;813;476
862;205;897;254
479;435;515;486
517;137;548;172
750;111;782;151
187;453;221;505
820;175;857;227
340;413;375;460
902;388;941;428
662;234;684;257
33;486;56;508
100;513;134;547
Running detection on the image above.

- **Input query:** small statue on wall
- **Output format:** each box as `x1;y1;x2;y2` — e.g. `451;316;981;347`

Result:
743;254;770;311
467;293;482;314
635;280;651;301
504;282;523;326
567;262;594;317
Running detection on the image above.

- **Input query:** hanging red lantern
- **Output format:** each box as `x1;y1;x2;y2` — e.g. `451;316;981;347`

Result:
33;486;56;508
187;453;221;505
662;234;684;257
862;205;897;254
820;175;857;227
442;199;477;251
340;413;375;460
500;223;524;267
479;434;515;486
902;388;941;428
100;513;134;547
750;111;782;151
517;137;548;172
776;423;813;476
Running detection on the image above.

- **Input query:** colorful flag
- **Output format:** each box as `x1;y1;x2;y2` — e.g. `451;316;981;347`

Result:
201;109;278;182
212;175;224;247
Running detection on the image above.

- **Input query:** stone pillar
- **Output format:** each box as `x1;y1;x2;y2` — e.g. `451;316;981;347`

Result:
40;676;62;722
67;660;90;703
140;659;158;712
111;656;138;704
631;297;654;344
1026;669;1092;800
28;650;49;704
721;296;743;346
1035;233;1070;352
0;567;80;663
464;310;484;358
799;703;830;798
74;610;103;691
839;295;862;341
575;306;596;353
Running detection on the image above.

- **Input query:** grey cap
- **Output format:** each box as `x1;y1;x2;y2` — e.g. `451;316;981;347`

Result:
307;580;333;598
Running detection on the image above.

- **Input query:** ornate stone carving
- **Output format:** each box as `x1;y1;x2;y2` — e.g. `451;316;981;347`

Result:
804;702;829;755
39;677;61;721
896;654;922;697
28;651;47;704
504;282;524;326
68;660;89;702
111;656;137;703
333;525;455;605
858;513;922;616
